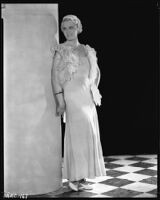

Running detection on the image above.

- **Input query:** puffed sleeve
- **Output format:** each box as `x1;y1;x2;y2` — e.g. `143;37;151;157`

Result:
86;45;97;60
85;45;99;81
86;44;102;106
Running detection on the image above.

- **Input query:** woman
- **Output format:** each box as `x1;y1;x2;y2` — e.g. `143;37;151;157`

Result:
51;15;106;191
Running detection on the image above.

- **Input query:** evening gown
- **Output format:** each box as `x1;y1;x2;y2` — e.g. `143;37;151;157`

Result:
52;43;106;181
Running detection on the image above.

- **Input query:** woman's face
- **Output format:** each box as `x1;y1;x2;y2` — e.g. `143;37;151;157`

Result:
61;20;78;41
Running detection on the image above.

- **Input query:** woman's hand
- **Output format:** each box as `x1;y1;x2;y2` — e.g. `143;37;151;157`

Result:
56;103;66;116
90;84;102;106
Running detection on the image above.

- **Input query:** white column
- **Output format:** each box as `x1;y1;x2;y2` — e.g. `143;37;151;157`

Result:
3;4;62;195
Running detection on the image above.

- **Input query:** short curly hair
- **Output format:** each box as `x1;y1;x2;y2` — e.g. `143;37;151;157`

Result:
61;15;83;34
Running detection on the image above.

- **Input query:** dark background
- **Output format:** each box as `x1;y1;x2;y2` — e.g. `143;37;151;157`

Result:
59;0;159;156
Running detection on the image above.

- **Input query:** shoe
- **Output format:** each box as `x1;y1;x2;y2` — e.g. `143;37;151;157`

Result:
79;178;86;183
78;183;93;190
69;182;79;191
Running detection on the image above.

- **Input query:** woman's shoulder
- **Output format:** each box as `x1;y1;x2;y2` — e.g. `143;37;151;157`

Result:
82;44;97;58
84;44;97;55
50;43;62;55
51;43;68;57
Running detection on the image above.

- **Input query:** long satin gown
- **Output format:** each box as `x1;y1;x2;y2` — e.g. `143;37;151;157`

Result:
55;43;106;182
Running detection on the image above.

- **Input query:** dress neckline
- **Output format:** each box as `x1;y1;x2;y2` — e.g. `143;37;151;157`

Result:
63;42;82;50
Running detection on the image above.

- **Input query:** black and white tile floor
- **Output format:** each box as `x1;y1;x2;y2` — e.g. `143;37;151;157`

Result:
29;154;158;198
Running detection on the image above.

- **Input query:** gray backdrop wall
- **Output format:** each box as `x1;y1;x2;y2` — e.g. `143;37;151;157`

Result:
3;4;62;195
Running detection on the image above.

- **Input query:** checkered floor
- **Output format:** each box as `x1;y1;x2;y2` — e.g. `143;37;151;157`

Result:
29;154;158;198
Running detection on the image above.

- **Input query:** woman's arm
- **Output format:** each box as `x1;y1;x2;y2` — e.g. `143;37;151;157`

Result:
51;52;66;116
